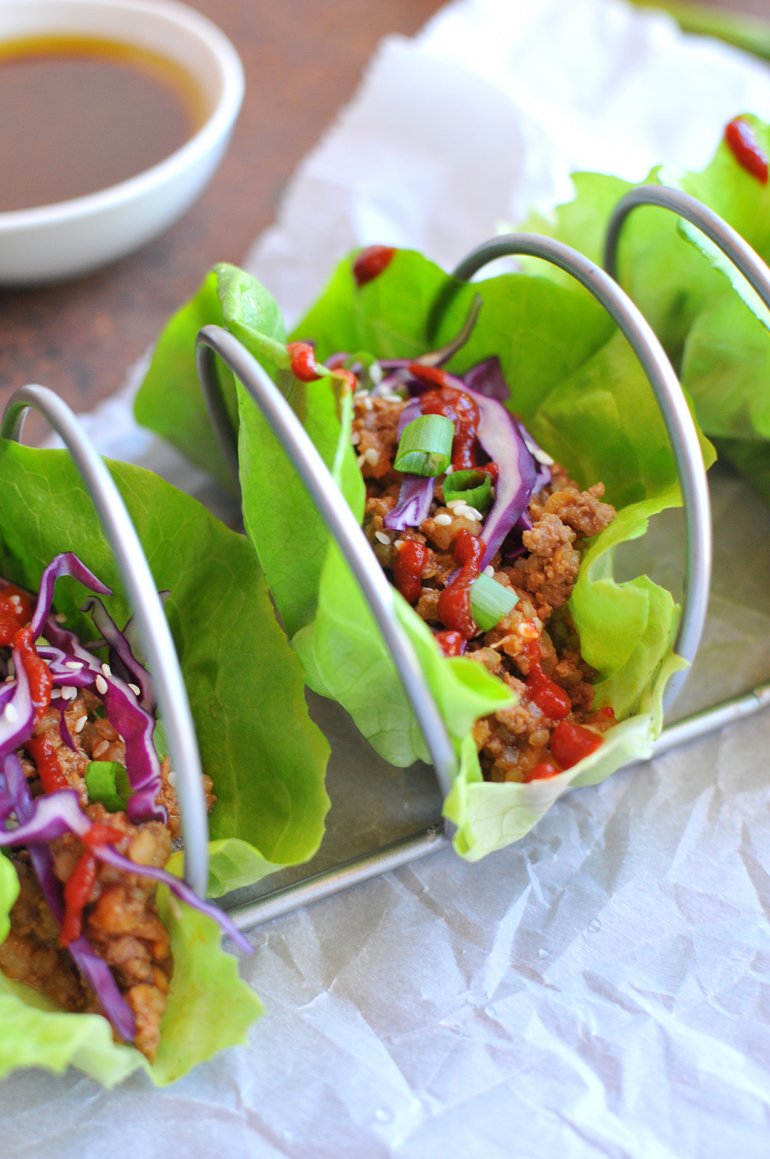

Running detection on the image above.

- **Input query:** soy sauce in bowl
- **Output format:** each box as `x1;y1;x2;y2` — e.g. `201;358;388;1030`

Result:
0;34;205;212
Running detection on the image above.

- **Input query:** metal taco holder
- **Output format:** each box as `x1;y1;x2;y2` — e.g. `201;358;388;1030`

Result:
0;387;210;899
195;228;715;931
603;183;770;745
3;197;765;935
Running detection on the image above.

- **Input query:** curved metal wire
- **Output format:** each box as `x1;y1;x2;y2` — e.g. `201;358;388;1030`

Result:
195;326;458;807
1;386;209;897
452;233;712;713
604;184;770;309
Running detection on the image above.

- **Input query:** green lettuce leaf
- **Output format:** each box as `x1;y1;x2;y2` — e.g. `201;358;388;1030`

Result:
519;114;770;494
135;253;702;861
0;438;329;1084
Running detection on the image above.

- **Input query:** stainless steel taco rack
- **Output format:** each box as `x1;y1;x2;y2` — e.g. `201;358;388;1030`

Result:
0;386;210;898
4;191;769;936
604;184;770;306
196;230;716;931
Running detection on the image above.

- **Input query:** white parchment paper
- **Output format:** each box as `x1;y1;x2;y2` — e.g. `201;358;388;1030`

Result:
4;1;770;1155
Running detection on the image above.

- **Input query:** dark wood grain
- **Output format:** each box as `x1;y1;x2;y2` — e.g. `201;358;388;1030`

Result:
0;0;441;414
0;0;765;419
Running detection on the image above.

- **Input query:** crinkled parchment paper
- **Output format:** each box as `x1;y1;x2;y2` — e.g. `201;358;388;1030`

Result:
4;1;770;1155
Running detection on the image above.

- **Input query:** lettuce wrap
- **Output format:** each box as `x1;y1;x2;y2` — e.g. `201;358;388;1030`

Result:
135;251;706;860
520;112;770;502
0;438;330;1086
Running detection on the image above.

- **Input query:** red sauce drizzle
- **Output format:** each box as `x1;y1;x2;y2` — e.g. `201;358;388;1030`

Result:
0;584;33;647
14;626;53;723
393;540;429;605
438;529;483;638
725;117;769;184
60;850;97;945
525;640;571;720
352;245;396;287
550;720;603;770
286;341;321;382
25;734;68;794
61;826;123;946
411;370;481;471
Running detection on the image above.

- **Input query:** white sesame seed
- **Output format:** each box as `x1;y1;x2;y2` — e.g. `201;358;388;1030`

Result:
95;674;108;695
382;393;403;404
446;499;463;510
9;595;21;608
353;389;368;401
3;702;18;723
394;539;405;549
374;530;390;545
64;660;83;671
363;447;379;466
74;716;87;734
93;739;109;759
101;663;112;677
128;683;141;696
484;565;495;577
433;513;453;526
61;685;78;701
350;430;361;445
168;769;178;788
50;688;61;700
362;397;373;411
356;453;366;468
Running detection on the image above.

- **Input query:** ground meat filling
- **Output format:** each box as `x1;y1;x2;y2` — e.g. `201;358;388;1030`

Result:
0;687;215;1061
353;394;617;783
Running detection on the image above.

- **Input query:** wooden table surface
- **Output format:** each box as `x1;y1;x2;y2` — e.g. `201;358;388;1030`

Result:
0;0;766;419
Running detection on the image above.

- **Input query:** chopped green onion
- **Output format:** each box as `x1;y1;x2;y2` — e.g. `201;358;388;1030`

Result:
470;573;519;632
394;414;454;476
85;761;131;813
442;469;493;513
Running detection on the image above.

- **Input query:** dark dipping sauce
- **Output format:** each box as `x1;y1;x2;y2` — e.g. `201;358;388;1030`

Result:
0;35;203;212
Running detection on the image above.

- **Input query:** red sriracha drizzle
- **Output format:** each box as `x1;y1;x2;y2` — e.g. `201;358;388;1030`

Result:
14;625;53;723
725;117;769;184
0;585;33;646
551;720;603;770
352;245;396;287
438;529;483;640
286;341;321;382
409;365;481;471
287;343;357;394
524;640;571;720
2;590;62;790
393;540;429;605
60;824;124;946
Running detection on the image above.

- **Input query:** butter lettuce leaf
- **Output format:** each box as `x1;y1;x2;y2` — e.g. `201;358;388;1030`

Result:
135;253;702;859
0;438;329;1083
519;113;770;496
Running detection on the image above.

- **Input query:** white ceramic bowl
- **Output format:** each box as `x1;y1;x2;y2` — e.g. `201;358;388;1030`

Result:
0;0;244;285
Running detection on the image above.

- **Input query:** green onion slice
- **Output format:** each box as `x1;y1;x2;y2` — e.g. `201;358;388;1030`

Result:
442;469;493;513
470;573;519;632
85;761;131;813
394;414;454;476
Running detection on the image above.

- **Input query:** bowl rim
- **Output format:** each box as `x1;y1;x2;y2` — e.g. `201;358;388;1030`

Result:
0;0;245;233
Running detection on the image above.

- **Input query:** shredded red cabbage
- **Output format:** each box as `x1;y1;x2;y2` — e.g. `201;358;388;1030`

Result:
0;755;137;1041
